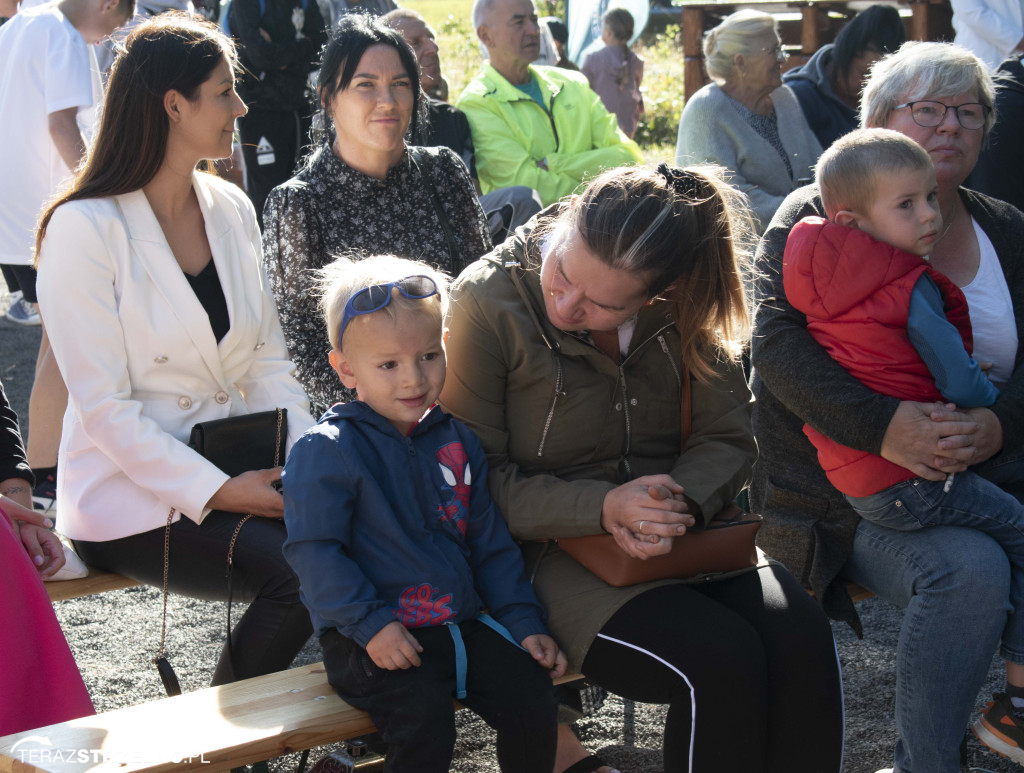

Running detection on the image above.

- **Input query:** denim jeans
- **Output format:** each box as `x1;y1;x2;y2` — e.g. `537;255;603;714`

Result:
849;470;1024;663
843;521;1011;773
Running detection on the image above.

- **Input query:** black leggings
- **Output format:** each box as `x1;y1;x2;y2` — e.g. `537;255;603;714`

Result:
74;512;312;685
581;564;844;773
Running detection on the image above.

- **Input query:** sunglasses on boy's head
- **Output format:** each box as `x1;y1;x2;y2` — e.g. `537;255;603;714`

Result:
338;275;440;344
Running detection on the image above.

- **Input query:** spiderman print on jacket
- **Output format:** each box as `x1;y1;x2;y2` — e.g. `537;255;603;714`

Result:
436;441;470;535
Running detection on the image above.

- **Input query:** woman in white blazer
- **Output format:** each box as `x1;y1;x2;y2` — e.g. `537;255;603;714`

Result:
34;13;316;685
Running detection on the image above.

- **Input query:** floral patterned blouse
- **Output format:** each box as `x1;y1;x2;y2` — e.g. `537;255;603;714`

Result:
263;142;492;409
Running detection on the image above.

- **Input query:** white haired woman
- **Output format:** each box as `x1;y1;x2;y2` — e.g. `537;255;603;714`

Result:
675;9;821;231
751;41;1024;772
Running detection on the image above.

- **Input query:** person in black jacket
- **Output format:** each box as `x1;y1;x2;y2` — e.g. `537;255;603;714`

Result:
230;0;326;226
783;5;905;148
970;53;1024;212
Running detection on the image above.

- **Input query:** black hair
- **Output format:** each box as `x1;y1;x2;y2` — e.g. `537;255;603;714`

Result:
832;5;905;80
541;16;568;45
314;13;426;147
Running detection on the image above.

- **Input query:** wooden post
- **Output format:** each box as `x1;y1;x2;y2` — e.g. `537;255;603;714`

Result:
683;6;707;101
801;5;825;56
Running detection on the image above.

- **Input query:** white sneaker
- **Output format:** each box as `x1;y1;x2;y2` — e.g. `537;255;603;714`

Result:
6;296;41;326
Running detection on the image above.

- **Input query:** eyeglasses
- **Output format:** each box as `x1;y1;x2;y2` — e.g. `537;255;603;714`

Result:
759;43;788;62
338;275;439;343
894;100;990;130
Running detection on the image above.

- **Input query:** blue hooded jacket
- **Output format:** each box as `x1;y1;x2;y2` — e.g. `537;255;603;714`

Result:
282;401;549;648
782;44;856;149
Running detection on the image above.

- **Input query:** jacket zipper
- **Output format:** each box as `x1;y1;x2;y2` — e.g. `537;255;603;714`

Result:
536;353;564;457
658;334;682;388
505;89;560;152
534;321;674;460
618;365;633;479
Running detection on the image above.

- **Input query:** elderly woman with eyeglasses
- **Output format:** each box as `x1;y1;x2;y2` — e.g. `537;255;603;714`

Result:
751;41;1024;773
675;9;821;231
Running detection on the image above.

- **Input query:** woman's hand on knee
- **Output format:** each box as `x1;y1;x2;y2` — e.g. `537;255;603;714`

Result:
601;475;695;559
206;467;285;518
366;621;423;670
881;402;978;480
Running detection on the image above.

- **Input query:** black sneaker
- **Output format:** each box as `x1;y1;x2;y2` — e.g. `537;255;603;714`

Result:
32;472;56;514
973;692;1024;764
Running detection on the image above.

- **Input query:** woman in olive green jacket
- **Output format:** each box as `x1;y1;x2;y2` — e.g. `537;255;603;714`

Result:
441;164;843;773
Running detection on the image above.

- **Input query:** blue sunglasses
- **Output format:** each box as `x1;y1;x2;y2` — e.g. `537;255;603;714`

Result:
338;275;440;344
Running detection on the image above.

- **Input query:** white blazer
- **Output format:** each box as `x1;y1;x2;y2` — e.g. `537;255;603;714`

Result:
36;172;315;542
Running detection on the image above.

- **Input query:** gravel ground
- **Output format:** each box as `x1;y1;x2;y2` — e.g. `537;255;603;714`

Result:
2;285;1020;773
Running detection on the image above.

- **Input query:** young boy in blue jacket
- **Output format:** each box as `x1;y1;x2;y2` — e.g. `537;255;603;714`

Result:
282;255;565;773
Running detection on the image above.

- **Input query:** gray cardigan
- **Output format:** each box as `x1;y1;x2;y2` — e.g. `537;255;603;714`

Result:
675;83;822;231
749;184;1024;631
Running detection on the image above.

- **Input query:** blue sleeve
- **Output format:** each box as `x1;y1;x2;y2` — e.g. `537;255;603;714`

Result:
907;274;999;408
282;431;397;647
459;424;549;644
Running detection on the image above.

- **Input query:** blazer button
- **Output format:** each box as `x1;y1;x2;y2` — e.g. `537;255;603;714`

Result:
154;355;168;364
178;396;192;410
215;391;230;404
254;342;265;350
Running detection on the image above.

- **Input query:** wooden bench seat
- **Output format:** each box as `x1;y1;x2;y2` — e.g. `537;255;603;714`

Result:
21;565;873;773
45;568;141;603
0;663;584;773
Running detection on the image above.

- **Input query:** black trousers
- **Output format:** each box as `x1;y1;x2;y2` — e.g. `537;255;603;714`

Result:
321;620;558;773
237;106;311;228
75;512;312;685
582;564;844;773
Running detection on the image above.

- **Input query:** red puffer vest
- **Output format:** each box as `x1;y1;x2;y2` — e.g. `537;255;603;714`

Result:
783;217;974;497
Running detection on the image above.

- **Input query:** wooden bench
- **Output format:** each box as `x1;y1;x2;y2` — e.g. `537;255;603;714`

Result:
48;568;874;604
45;568;141;603
0;664;585;773
26;566;871;773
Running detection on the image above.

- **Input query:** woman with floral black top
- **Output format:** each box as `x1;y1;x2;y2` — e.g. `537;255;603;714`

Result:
263;14;491;410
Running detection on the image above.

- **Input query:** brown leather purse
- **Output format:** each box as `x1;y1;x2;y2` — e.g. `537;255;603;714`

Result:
557;366;761;587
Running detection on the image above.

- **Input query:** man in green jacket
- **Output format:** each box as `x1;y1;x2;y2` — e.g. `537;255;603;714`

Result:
458;0;643;206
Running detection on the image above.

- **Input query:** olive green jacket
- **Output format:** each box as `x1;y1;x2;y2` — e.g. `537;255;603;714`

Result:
441;219;756;669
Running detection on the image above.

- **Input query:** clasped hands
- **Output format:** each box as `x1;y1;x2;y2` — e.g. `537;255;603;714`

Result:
366;620;568;677
601;474;695;560
881;402;1003;480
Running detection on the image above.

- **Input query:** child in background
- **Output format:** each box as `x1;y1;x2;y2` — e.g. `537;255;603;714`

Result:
581;7;644;137
282;255;564;773
783;127;1024;763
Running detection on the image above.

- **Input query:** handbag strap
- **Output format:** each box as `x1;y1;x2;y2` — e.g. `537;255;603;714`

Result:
154;408;284;693
409;147;461;269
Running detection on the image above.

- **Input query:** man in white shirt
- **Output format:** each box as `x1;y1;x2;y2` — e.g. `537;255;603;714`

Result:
0;0;132;508
951;0;1024;70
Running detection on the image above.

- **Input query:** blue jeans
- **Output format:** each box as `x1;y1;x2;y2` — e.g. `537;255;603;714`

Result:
843;521;1011;773
849;471;1024;664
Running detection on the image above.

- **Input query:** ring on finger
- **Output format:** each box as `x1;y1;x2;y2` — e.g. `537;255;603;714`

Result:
637;520;646;535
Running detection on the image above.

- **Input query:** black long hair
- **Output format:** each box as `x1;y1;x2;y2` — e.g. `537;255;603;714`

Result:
313;13;427;148
833;5;905;81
